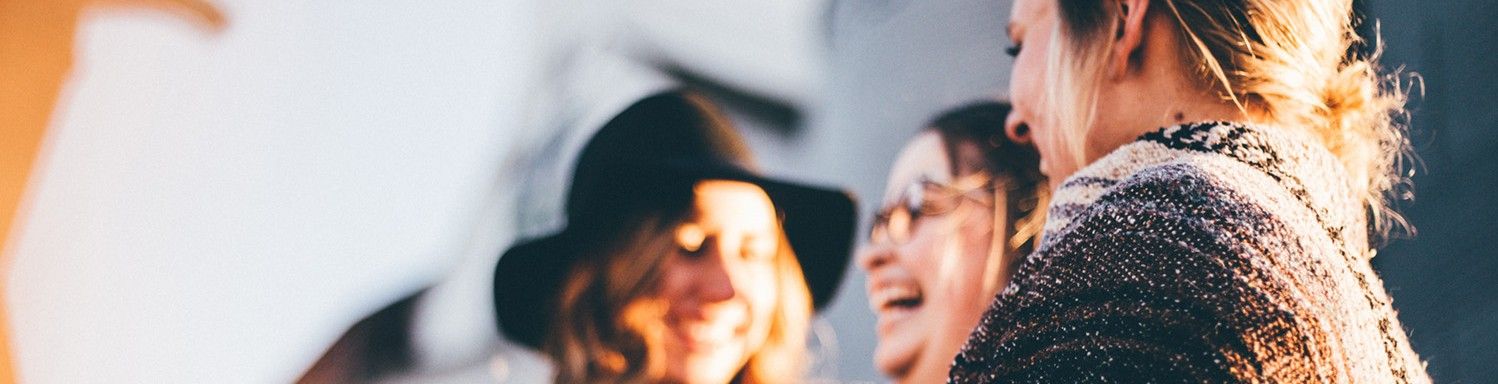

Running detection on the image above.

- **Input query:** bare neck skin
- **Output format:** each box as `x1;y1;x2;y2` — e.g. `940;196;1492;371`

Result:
1084;0;1251;163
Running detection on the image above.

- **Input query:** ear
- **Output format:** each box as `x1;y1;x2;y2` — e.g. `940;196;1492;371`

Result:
1110;0;1150;79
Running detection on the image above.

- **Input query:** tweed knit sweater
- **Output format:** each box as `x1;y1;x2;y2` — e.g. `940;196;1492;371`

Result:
949;122;1429;383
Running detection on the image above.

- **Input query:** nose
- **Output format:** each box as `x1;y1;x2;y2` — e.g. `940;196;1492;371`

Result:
1004;113;1033;145
694;246;739;304
857;241;896;272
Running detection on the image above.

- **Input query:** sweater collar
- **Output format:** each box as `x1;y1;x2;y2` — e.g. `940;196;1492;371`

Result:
1042;121;1360;248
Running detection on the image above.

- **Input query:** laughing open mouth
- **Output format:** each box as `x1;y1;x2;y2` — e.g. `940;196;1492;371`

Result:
870;284;925;312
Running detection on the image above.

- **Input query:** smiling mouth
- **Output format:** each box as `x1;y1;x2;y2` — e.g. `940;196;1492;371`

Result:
869;284;925;313
669;317;745;353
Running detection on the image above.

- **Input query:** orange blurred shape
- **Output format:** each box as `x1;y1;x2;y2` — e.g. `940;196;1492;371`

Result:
0;0;223;382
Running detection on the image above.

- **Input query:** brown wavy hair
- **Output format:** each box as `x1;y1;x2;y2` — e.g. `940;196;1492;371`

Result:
545;210;812;383
926;101;1050;295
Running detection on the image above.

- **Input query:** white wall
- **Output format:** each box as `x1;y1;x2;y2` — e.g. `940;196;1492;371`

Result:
8;1;539;382
5;0;1020;381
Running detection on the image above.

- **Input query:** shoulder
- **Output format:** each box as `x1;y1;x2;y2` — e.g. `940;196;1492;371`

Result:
1045;158;1284;262
951;123;1376;383
951;162;1325;383
1035;158;1315;308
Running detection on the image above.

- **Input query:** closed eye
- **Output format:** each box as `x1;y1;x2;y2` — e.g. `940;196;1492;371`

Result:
1005;22;1023;58
742;239;775;262
1004;44;1022;57
676;224;707;257
680;239;709;259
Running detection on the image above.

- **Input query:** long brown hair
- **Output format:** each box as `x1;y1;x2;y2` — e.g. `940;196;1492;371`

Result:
1048;0;1414;243
926;101;1050;295
545;200;812;383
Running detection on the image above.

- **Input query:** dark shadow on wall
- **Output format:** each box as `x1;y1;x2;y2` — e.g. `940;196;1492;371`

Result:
671;68;804;138
1366;0;1498;382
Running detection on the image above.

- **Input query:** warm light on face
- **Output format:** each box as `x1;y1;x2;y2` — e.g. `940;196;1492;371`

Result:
1008;0;1077;190
652;179;781;384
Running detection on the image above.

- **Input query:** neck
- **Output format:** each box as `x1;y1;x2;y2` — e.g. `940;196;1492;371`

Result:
1104;12;1254;151
1093;82;1249;161
1156;94;1247;128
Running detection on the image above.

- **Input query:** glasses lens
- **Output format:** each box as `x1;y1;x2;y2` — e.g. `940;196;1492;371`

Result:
870;203;916;245
904;182;925;216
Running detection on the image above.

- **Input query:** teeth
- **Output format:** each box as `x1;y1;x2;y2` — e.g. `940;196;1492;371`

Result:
681;321;737;344
868;285;923;311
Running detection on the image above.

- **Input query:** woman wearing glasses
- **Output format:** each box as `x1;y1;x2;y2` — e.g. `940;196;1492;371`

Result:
858;101;1047;384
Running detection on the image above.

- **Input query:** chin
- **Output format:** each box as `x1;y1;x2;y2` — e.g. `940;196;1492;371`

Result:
872;342;920;382
669;353;745;384
674;370;736;384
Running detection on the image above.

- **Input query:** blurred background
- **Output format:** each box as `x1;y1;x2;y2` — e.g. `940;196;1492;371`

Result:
2;0;1494;382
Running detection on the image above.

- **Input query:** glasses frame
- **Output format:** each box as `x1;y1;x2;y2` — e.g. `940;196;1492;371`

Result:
869;173;998;246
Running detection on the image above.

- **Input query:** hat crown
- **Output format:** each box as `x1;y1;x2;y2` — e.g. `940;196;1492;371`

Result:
565;91;755;224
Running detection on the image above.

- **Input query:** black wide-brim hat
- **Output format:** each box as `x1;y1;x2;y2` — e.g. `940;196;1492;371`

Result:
492;90;857;349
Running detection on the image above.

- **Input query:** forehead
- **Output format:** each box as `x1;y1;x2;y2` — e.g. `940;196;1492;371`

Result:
691;180;776;228
1010;0;1054;29
885;132;951;198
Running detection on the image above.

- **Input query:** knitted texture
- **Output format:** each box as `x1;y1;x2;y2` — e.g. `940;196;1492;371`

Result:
950;122;1430;383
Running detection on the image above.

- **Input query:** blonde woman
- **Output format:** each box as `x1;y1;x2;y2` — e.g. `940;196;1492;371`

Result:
951;0;1429;382
492;91;856;383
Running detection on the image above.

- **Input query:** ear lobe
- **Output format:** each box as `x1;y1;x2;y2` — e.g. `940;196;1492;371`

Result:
1110;0;1150;79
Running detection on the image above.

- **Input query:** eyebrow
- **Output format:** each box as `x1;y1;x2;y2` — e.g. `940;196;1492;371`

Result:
1006;22;1016;41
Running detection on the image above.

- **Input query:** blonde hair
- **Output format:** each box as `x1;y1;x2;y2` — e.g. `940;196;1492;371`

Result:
1047;0;1415;241
546;213;812;383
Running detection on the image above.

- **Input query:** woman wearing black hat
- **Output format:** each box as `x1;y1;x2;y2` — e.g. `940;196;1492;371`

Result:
492;90;856;383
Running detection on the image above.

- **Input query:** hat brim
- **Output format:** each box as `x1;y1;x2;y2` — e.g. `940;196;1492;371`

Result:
492;231;577;349
492;165;857;350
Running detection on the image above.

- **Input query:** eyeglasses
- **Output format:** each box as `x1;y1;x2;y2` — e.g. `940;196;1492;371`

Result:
869;174;996;246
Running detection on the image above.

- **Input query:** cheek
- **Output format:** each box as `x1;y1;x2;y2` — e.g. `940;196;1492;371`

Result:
1009;54;1041;109
901;222;953;278
1008;61;1042;130
1009;23;1053;111
1010;23;1063;149
740;267;780;322
908;218;991;297
906;212;999;319
655;260;689;300
951;216;998;302
1035;121;1067;162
